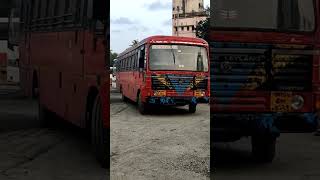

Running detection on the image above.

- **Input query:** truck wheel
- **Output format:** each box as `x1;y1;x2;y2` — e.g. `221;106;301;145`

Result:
189;104;197;113
91;95;110;168
251;135;276;163
137;93;147;114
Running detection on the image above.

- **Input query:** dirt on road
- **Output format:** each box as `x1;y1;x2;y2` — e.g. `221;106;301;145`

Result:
110;92;210;180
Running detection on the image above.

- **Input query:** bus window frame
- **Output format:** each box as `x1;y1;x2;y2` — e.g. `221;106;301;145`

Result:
147;43;210;73
211;0;318;35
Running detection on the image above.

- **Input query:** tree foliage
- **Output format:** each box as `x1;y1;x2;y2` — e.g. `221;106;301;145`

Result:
130;39;139;47
110;50;118;67
196;6;210;40
196;17;210;40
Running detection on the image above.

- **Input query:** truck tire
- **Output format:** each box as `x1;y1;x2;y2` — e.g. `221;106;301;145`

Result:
251;135;276;163
91;95;110;168
189;104;197;113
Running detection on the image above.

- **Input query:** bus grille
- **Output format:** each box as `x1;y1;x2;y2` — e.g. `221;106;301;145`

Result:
151;74;208;92
211;51;268;111
210;42;313;112
272;54;312;91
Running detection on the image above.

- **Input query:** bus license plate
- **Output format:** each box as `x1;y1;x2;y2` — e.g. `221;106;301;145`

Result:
271;92;292;112
154;90;166;97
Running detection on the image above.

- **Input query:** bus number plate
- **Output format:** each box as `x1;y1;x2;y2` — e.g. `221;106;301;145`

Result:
154;90;166;97
271;92;292;112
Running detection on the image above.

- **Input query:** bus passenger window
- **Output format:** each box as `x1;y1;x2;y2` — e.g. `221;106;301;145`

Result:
138;47;145;69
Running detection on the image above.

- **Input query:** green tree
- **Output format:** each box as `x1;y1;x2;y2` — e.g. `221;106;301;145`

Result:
196;18;210;40
196;6;210;40
110;50;118;67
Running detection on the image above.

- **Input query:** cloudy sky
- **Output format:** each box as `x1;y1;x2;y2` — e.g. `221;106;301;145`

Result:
111;0;210;53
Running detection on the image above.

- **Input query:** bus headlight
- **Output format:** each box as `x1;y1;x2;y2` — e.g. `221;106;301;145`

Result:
194;90;206;97
291;95;304;110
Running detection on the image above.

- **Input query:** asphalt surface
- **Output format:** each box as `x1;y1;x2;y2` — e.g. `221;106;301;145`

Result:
2;86;320;180
213;131;320;179
110;92;210;180
0;88;109;180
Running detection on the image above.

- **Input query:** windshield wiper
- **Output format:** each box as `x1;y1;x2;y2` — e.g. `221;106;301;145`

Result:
197;48;204;71
170;45;176;65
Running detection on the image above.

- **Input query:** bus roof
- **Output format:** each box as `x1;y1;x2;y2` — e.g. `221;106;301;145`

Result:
118;35;208;57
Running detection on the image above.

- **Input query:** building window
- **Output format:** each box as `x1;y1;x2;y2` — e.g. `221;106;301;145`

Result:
181;27;184;31
175;27;178;32
187;26;189;31
192;26;195;31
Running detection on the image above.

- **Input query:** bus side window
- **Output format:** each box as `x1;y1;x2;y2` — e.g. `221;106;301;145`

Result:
138;46;145;70
134;53;138;70
131;56;134;71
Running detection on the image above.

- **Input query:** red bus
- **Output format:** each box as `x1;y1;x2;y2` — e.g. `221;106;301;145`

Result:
210;0;319;162
18;0;109;167
115;36;210;114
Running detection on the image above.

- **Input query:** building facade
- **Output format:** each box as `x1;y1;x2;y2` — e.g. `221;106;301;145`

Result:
0;0;20;83
172;0;208;37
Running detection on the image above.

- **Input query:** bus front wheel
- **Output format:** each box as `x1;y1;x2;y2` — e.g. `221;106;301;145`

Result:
137;93;147;114
121;93;128;102
38;103;55;127
189;104;197;113
251;135;276;163
91;95;110;168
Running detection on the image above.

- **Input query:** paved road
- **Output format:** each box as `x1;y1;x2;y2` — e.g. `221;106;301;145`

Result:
0;97;108;180
213;133;320;180
110;92;210;180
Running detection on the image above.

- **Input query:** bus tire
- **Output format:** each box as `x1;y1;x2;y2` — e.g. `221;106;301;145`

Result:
39;104;52;127
189;104;197;113
251;135;276;163
91;95;110;169
137;93;147;114
121;93;128;102
32;73;39;99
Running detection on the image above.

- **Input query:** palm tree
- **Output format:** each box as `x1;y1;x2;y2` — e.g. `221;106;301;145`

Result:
130;39;139;47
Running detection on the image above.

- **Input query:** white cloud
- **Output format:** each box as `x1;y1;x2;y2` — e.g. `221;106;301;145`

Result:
111;0;209;53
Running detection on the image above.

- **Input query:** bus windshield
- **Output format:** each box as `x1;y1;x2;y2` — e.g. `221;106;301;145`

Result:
212;0;315;32
149;45;208;72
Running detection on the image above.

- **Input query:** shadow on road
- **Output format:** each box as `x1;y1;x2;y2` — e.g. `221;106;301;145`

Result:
111;92;200;116
0;98;109;180
212;143;257;170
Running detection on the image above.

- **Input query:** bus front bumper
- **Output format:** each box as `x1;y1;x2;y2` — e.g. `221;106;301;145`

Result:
212;112;318;142
146;96;209;106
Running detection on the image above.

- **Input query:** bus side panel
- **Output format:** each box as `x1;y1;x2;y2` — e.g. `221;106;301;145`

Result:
100;82;110;129
30;31;84;127
122;71;132;101
84;32;106;75
133;71;144;102
61;31;86;127
19;37;32;97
